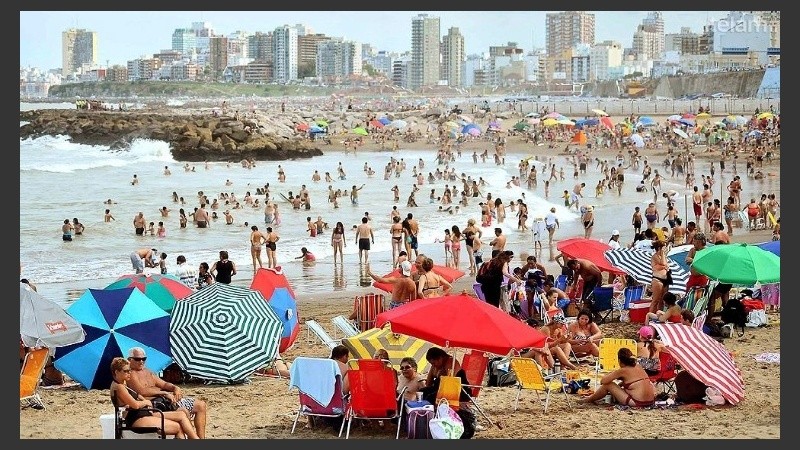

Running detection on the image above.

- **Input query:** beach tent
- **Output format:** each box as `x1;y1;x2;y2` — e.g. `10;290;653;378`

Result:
250;267;300;353
571;131;587;145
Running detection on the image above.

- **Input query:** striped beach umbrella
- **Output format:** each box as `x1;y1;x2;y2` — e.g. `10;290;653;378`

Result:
604;248;689;294
54;287;171;390
651;323;744;405
342;326;434;373
170;283;283;383
105;273;193;313
250;267;300;353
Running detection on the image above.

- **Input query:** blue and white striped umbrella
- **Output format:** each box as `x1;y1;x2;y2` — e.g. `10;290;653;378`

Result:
604;248;689;295
170;283;283;383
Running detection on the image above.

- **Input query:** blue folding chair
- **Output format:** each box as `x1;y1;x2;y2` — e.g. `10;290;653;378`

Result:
587;286;615;323
555;274;568;292
623;285;645;310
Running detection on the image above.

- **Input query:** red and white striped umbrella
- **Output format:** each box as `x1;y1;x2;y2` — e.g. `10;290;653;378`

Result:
651;323;744;405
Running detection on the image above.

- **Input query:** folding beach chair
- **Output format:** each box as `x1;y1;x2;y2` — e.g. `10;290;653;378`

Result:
509;357;572;413
111;389;167;439
648;351;678;395
460;351;493;427
435;375;463;410
331;315;359;339
555;274;568;291
622;285;645;311
690;286;711;318
305;320;340;349
682;285;707;312
289;357;349;435
20;347;49;410
595;338;637;388
692;311;708;331
587;286;615;323
353;293;387;332
343;359;406;439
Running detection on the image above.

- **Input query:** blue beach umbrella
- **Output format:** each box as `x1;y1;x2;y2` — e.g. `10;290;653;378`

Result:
757;240;780;257
53;287;171;390
378;116;392;125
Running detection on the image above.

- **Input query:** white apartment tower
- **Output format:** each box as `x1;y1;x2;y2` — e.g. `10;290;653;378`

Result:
316;39;362;82
410;14;441;90
633;11;665;60
545;11;595;57
441;27;465;87
62;28;98;76
273;25;298;83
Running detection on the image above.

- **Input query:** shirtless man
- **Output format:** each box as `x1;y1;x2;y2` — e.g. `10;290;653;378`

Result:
566;258;603;305
130;248;157;274
133;212;147;236
355;217;375;264
692;186;703;225
195;205;210;228
407;213;420;260
264;227;280;268
571;182;585;212
351;184;366;205
670;218;687;246
249;225;267;271
264;201;275;224
61;219;74;241
489;227;507;252
367;261;417;308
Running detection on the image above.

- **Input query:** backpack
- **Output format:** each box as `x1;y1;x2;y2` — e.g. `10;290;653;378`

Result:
406;404;434;439
486;356;517;387
721;297;746;337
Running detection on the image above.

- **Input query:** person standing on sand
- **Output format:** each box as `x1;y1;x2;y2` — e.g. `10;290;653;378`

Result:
692;186;703;225
544;207;559;260
356;217;375;265
133;212;146;236
249;225;267;272
265;227;280;268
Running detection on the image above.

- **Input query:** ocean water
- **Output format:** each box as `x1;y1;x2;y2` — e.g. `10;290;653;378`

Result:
20;103;779;307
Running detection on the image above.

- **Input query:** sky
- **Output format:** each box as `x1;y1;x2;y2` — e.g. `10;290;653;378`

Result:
20;11;730;71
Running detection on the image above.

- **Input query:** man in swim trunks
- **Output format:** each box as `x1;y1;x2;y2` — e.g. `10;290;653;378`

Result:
264;201;275;224
356;217;375;264
62;219;74;241
133;212;146;236
195;204;210;228
130;248;157;274
692;185;703;225
407;213;420;260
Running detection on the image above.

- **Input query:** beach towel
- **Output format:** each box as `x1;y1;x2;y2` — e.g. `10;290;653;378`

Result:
753;353;780;364
288;358;342;407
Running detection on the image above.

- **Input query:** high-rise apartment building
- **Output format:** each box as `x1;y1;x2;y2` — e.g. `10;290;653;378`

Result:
208;36;229;80
248;32;273;63
171;28;197;56
62;28;97;76
633;11;665;60
545;11;595;58
410;14;441;90
316;39;362;83
273;25;298;83
441;27;465;87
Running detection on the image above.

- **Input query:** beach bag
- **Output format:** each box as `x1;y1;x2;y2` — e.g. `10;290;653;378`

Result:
721;297;746;336
745;309;768;327
429;399;464;439
150;395;178;412
487;356;517;387
406;402;434;439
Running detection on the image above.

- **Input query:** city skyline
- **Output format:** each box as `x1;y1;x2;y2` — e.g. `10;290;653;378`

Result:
20;11;730;72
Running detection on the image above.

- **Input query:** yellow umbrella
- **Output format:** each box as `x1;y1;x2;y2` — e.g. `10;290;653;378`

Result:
542;118;559;127
591;109;609;117
342;326;434;373
443;121;459;129
697;112;712;119
757;112;774;120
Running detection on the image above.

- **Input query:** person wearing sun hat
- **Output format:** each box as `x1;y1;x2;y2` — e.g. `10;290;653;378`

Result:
540;313;579;370
608;229;622;249
635;325;665;376
582;205;595;239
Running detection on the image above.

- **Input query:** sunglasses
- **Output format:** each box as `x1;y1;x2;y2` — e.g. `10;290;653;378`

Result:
120;369;131;373
400;365;413;370
130;357;147;362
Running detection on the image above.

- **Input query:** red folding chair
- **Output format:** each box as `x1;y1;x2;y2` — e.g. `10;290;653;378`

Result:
353;293;387;332
648;351;678;395
289;357;349;435
343;359;406;439
461;351;493;427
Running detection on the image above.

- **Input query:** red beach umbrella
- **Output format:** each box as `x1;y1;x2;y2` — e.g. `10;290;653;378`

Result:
556;237;625;275
651;323;744;405
105;273;192;313
375;294;548;355
250;267;300;352
372;265;465;293
369;119;384;128
295;123;310;131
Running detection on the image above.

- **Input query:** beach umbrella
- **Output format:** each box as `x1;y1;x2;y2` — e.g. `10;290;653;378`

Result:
724;115;748;126
250;267;300;353
667;244;695;274
635;117;655;127
591;109;608;117
105;273;193;313
309;125;325;134
757;112;774;120
378;116;392;125
600;116;614;130
757;240;779;257
651;323;744;405
170;283;283;383
372;265;465;293
668;114;682;121
53;288;171;390
544;112;562;119
557;118;575;126
369;119;384;128
682;113;696;119
691;243;780;285
696;112;712;119
527;117;541;125
673;128;690;139
488;120;502;129
352;127;368;136
461;123;480;134
542;118;559;127
315;119;329;127
443;121;459;129
375;294;548;356
525;112;540;118
630;133;645;148
513;122;529;131
342;326;434;373
295;123;310;132
604;248;689;295
746;130;762;138
678;118;695;127
389;119;408;129
20;283;85;349
556;237;625;275
468;127;481;136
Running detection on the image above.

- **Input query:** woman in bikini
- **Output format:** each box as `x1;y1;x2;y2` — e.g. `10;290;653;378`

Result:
648;240;670;314
567;309;602;357
416;257;452;299
450;225;463;270
582;206;595;239
440;228;452;267
331;222;346;264
579;348;656;407
463;219;482;275
644;202;659;230
723;196;738;236
646;291;682;323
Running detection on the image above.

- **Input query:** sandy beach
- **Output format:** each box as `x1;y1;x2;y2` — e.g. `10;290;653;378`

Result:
20;106;781;439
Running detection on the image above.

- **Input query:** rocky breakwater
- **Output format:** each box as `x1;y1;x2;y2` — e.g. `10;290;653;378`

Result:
18;109;323;162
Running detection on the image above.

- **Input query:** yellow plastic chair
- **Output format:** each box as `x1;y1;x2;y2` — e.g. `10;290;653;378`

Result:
594;338;638;388
509;357;572;413
20;347;49;410
435;375;462;410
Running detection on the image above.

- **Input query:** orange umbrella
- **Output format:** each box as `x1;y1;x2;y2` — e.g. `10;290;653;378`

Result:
369;119;384;128
373;265;465;293
295;123;310;131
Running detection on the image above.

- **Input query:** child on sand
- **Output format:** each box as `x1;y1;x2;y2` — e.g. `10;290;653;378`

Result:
159;252;168;274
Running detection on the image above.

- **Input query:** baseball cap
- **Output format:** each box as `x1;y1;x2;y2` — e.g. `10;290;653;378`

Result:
551;313;567;325
611;229;620;236
400;260;412;277
638;326;654;340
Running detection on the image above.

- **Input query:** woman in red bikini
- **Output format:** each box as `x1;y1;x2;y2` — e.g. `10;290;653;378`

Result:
579;348;656;407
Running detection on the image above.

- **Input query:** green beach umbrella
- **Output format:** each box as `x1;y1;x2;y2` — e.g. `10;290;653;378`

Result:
513;122;530;131
315;119;329;127
691;243;780;285
352;127;368;136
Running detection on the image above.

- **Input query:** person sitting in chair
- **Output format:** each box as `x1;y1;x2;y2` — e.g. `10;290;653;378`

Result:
567;309;602;357
578;348;656;407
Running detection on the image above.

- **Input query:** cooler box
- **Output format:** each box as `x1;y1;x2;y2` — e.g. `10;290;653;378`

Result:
628;300;651;324
100;414;116;439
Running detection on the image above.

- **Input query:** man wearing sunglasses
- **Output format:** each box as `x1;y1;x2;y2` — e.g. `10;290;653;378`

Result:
126;347;208;438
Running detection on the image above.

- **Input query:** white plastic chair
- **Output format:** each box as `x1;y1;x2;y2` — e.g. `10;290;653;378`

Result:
331;315;359;339
305;320;340;349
